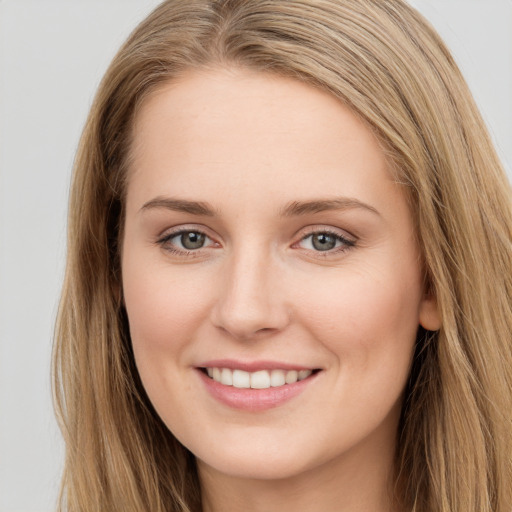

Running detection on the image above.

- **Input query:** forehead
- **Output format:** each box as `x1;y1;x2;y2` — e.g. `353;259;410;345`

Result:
126;67;405;223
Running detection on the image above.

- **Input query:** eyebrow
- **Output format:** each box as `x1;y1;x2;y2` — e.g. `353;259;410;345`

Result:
139;196;380;218
140;197;217;216
280;198;380;217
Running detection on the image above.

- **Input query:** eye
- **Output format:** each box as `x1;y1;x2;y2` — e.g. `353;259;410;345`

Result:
157;229;216;254
175;231;206;250
297;230;355;253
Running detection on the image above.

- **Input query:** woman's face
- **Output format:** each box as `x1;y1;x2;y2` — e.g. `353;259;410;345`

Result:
122;68;440;482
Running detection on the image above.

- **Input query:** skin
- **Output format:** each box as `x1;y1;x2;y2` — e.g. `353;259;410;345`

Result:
121;67;441;512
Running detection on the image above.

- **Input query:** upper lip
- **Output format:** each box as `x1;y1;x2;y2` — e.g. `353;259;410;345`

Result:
197;359;319;372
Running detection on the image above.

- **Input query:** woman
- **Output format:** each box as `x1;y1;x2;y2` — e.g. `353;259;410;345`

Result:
53;1;512;511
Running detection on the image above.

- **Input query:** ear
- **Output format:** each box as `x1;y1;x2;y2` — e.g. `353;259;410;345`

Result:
419;291;442;331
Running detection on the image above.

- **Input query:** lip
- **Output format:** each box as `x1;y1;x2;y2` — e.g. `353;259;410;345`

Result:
197;359;316;372
196;361;321;412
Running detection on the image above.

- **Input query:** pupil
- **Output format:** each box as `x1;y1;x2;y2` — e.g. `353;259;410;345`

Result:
312;233;336;251
181;232;205;250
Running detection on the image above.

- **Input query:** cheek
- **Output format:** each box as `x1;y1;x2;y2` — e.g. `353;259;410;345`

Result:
299;269;421;432
121;255;217;426
122;253;212;369
294;262;422;372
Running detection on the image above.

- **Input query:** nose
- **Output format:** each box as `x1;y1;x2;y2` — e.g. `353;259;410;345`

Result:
210;248;290;341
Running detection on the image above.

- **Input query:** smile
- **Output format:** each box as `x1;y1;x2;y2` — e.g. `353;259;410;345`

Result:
197;361;322;411
204;367;313;389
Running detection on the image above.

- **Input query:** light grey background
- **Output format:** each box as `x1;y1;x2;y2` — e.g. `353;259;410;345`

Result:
0;1;511;511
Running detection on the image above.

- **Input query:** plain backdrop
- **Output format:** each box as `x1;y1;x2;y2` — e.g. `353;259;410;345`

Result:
0;1;511;511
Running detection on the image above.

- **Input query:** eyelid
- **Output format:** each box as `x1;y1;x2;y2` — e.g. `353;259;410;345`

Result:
156;223;219;242
296;225;356;243
154;224;356;257
292;225;357;254
156;225;220;254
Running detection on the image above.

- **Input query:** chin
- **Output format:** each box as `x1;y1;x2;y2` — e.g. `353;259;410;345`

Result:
197;450;314;481
188;427;340;483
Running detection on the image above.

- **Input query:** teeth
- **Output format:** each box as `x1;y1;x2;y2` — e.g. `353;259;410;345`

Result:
251;370;270;389
270;369;285;387
232;369;250;388
285;370;298;384
221;368;233;386
206;367;313;389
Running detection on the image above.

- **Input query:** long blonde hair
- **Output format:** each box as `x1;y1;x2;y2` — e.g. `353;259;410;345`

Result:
53;1;512;510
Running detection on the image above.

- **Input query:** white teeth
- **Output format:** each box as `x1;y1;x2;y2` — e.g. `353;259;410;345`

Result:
270;369;286;387
285;370;298;384
251;370;270;389
221;368;233;386
298;370;312;381
206;367;314;389
232;369;250;388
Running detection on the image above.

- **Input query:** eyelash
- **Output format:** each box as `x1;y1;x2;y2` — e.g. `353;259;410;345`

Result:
156;229;217;258
156;227;356;257
296;229;356;256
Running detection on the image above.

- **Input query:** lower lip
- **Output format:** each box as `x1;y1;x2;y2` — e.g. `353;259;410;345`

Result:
197;369;320;412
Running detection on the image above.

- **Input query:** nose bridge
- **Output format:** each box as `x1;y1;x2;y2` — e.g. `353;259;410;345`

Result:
212;240;288;339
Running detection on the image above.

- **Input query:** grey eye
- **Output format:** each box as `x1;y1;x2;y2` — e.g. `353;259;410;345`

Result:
311;233;337;251
179;231;206;250
297;230;354;253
